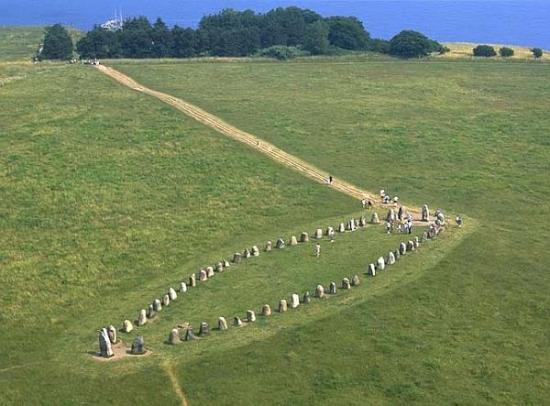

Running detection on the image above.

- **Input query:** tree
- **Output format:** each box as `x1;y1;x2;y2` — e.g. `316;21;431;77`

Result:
326;17;370;50
119;17;154;58
76;26;120;58
302;20;329;55
151;18;173;57
473;45;496;57
531;47;543;59
499;47;514;57
389;30;435;58
171;26;196;58
41;24;73;60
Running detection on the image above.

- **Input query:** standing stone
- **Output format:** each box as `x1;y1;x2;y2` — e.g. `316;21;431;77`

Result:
422;205;430;222
246;310;256;322
338;223;346;233
407;240;415;251
386;209;395;222
233;252;242;263
199;322;210;336
262;304;272;316
138;309;147;326
329;281;337;294
279;299;288;312
326;226;334;236
359;217;367;227
180;282;188;293
315;228;323;239
215;262;224;273
290;293;300;308
265;241;272;252
377;256;386;271
399;242;407;255
146;304;155;319
368;263;376;277
421;231;428;242
168;328;180;345
184;326;196;341
168;287;177;301
398;206;404;221
98;328;113;358
206;266;215;278
290;236;298;246
153;298;162;312
243;248;251;259
315;284;325;298
223;259;231;268
302;291;311;304
252;246;260;256
387;251;396;265
413;236;420;248
351;274;360;286
162;294;170;307
199;269;208;281
276;238;285;249
107;325;117;344
234;317;243;327
342;278;351;289
131;336;145;354
300;232;309;242
189;273;196;287
218;317;228;331
347;219;356;231
371;212;380;224
122;319;134;333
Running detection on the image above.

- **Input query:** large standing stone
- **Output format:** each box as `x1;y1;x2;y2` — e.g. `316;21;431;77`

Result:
206;266;215;278
326;226;334;236
98;328;113;358
122;319;134;333
199;269;208;281
398;206;404;221
153;298;162;312
351;274;360;286
290;236;298;246
199;322;210;336
223;259;231;268
146;304;155;319
342;278;351;289
218;317;228;331
233;252;242;263
247;310;256;322
290;293;300;308
180;282;188;293
437;212;445;224
407;240;415;251
131;336;145;354
108;325;117;344
421;231;428;242
386;209;395;222
371;212;380;224
315;228;323;239
138;309;147;326
338;223;346;233
189;273;196;287
347;219;356;231
394;249;401;261
315;284;325;298
265;241;272;252
368;263;376;276
168;328;180;345
302;291;311;304
359;217;367;227
276;238;285;249
184;326;196;341
243;248;251;259
300;232;309;243
387;251;396;265
262;304;272;316
252;246;260;256
413;236;420;248
278;299;288;312
377;256;385;271
329;281;337;294
422;204;430;222
234;317;243;327
162;294;170;307
215;262;224;273
399;242;407;255
168;287;177;301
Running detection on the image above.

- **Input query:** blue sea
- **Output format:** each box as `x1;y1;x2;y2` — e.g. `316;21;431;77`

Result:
1;0;549;49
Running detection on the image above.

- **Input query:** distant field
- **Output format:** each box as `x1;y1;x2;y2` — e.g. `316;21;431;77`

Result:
442;42;549;60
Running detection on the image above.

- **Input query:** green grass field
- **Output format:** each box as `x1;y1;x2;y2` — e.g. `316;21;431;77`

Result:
1;33;550;404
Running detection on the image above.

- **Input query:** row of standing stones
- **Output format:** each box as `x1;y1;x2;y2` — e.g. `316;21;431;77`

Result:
97;205;445;357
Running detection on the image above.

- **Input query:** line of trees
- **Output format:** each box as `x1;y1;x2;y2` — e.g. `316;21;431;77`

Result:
472;44;544;58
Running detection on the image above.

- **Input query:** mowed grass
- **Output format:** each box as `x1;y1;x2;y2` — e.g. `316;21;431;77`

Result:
0;26;44;61
110;59;550;403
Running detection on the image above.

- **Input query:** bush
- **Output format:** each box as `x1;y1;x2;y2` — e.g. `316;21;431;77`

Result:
531;47;543;59
368;38;390;54
41;24;74;60
499;47;514;57
259;45;305;60
473;45;496;57
388;30;439;58
439;46;450;55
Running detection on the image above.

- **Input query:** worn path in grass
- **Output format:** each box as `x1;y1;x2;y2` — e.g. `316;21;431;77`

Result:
96;64;404;213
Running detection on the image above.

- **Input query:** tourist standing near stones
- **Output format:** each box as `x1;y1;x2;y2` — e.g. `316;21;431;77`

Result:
315;242;321;258
456;215;463;227
328;175;333;184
